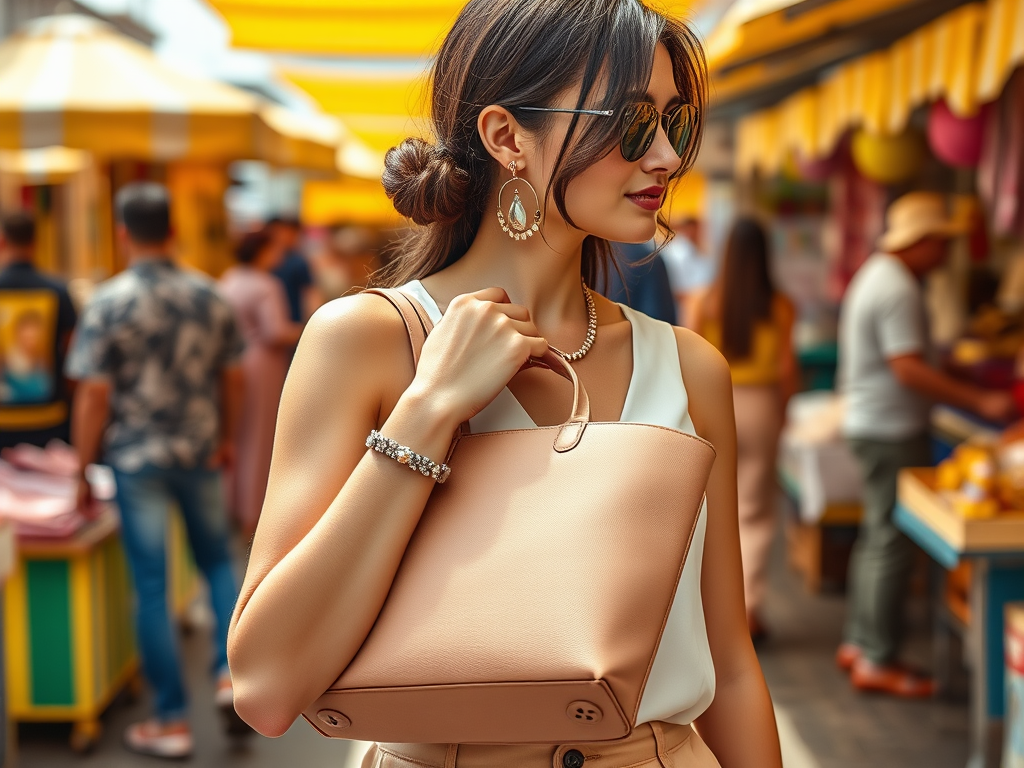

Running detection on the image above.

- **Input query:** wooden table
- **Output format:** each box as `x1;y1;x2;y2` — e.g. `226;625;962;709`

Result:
779;466;861;592
896;468;1024;768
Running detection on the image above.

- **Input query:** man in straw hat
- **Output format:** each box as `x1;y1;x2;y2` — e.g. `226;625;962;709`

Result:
836;191;1016;697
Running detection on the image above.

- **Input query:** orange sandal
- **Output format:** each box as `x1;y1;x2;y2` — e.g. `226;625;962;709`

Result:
850;658;937;698
835;643;862;672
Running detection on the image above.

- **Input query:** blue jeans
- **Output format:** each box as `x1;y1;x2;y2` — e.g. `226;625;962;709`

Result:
114;465;239;722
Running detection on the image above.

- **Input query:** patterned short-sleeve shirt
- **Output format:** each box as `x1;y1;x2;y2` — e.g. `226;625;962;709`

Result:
65;259;244;472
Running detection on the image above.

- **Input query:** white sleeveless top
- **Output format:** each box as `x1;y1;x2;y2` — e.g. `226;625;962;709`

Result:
404;281;717;726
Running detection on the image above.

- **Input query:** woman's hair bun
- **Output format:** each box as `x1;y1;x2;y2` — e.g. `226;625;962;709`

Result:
382;138;471;226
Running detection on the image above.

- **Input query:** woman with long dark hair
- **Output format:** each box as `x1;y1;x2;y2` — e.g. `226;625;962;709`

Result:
227;2;781;765
218;231;303;536
693;218;798;640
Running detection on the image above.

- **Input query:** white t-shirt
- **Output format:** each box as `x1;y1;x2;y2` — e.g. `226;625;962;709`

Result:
840;253;931;440
661;236;718;295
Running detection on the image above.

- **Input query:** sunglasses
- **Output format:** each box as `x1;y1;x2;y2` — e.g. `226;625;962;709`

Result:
517;102;697;163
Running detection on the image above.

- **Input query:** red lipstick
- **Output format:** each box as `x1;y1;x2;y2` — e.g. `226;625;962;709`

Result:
625;186;664;211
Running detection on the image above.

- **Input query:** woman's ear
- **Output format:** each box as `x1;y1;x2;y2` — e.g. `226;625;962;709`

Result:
478;105;529;173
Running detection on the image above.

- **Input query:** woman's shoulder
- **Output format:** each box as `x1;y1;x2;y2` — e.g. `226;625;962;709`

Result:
302;291;411;357
671;326;733;438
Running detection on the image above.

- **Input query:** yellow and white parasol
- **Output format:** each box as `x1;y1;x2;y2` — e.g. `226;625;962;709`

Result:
0;14;339;170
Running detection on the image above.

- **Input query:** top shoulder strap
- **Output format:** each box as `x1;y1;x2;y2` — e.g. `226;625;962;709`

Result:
363;287;434;367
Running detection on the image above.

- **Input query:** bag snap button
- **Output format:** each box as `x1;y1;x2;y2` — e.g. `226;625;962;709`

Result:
563;749;586;768
316;709;351;730
566;700;603;723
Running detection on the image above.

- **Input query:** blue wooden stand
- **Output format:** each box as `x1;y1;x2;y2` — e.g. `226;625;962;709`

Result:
895;503;1024;768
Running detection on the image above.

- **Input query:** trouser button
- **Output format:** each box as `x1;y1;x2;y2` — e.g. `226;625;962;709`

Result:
563;749;585;768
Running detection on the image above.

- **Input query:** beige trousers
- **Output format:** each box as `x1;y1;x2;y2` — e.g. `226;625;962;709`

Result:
733;384;784;613
362;722;721;768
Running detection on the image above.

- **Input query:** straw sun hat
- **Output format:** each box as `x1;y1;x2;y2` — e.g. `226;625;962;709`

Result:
877;191;969;253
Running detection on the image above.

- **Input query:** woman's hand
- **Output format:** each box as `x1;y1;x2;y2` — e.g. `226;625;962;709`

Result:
405;287;548;427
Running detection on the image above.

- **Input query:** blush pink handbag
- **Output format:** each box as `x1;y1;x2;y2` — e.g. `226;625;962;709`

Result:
303;288;716;744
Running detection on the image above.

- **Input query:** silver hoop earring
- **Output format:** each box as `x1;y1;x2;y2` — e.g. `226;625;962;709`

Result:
496;161;541;241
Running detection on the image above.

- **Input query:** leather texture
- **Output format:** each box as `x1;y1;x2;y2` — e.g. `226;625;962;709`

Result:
362;721;722;768
303;289;716;744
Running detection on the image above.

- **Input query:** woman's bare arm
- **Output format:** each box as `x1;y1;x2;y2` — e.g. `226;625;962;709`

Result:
228;289;547;737
679;330;782;768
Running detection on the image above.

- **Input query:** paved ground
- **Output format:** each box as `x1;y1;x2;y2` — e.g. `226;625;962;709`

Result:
758;533;970;768
14;525;970;767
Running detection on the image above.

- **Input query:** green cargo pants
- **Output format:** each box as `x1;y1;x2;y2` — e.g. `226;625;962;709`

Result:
844;434;932;665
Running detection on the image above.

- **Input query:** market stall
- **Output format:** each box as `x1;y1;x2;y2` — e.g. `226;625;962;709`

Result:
896;467;1024;768
0;13;342;278
0;444;198;753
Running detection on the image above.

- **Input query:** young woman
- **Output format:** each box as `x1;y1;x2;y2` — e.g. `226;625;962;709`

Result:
218;231;303;536
227;2;782;766
692;218;798;641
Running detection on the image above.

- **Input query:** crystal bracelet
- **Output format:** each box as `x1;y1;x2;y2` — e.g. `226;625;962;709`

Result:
366;430;452;484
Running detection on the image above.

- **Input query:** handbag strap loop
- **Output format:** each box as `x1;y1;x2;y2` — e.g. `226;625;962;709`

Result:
365;287;590;452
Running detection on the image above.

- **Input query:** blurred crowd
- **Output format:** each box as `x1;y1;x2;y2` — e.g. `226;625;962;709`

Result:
0;181;387;754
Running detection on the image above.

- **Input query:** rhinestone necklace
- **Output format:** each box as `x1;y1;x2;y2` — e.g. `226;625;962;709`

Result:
551;278;598;362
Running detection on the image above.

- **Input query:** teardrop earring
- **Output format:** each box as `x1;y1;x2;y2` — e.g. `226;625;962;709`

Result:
496;161;542;241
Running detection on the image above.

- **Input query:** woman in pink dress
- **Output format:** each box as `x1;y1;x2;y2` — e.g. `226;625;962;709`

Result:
219;231;303;535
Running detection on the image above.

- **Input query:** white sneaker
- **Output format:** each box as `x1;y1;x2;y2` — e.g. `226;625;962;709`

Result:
123;720;193;759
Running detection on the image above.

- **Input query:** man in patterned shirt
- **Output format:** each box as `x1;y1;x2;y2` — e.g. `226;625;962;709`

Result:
66;182;246;758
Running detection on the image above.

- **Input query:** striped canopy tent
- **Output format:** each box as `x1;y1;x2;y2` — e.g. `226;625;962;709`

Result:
707;0;982;116
735;0;1024;177
208;0;465;57
0;14;338;170
278;61;429;156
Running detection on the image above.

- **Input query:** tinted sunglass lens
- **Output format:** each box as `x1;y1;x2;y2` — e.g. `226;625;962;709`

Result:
666;105;696;158
621;103;658;162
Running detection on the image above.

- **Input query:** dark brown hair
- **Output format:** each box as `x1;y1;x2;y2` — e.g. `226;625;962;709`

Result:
378;0;707;288
719;217;776;361
236;230;273;265
2;211;35;247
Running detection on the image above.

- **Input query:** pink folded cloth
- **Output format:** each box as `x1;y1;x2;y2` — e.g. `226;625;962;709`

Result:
0;441;107;538
0;441;80;478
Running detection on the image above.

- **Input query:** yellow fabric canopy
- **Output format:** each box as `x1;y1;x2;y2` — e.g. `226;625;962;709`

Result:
209;0;696;56
208;0;464;56
706;0;924;74
280;64;429;154
733;0;1007;177
0;14;338;169
302;177;402;227
977;0;1024;101
0;145;89;184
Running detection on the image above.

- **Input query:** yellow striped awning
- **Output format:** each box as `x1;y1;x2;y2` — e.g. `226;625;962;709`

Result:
706;0;925;74
207;0;464;56
302;177;402;227
977;0;1024;101
0;14;338;169
0;146;89;184
734;1;1000;176
208;0;697;56
279;64;430;154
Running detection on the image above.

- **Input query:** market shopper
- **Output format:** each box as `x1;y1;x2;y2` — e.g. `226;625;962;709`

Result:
218;230;303;536
838;191;1016;697
268;215;321;322
66;182;247;757
0;211;78;450
692;217;798;641
660;214;716;327
601;241;678;324
228;1;782;766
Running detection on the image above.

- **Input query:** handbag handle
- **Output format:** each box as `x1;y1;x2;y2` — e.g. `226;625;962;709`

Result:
366;288;590;452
